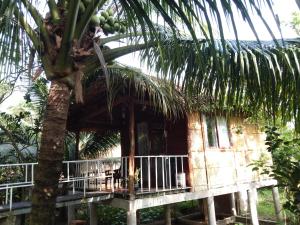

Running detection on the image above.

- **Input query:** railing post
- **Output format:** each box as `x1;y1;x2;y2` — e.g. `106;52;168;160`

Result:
25;164;28;183
125;157;128;189
162;157;165;191
155;157;158;192
31;164;35;185
67;162;70;182
168;157;171;190
181;156;184;173
9;187;13;211
140;157;143;192
148;156;151;192
5;185;8;204
175;157;178;189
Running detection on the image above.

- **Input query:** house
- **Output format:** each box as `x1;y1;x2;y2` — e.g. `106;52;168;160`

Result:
65;72;281;225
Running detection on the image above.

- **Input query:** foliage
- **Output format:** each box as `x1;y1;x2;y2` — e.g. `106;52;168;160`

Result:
291;12;300;36
64;131;120;160
253;126;300;222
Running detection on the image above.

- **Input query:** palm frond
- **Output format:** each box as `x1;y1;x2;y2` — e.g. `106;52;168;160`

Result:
104;64;186;119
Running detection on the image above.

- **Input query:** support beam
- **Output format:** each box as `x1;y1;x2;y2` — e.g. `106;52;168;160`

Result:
247;189;259;225
128;101;136;199
89;203;97;225
164;204;172;225
271;186;283;222
67;205;75;225
127;210;137;225
206;196;217;225
230;193;237;216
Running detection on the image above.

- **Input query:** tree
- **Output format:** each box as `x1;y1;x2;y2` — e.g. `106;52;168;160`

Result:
0;1;299;224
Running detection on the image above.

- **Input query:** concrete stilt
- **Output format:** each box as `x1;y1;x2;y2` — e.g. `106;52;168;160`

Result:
165;204;172;225
207;196;217;225
127;210;137;225
237;190;248;215
272;186;283;222
230;193;237;216
89;203;97;225
247;189;259;225
67;205;75;225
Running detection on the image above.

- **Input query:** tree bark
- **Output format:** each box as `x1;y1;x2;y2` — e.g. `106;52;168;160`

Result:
128;101;135;199
30;81;71;225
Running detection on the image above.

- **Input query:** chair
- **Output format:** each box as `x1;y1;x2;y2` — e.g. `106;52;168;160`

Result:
105;168;122;189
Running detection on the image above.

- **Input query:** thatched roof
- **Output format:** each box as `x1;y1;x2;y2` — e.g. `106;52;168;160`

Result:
67;65;188;132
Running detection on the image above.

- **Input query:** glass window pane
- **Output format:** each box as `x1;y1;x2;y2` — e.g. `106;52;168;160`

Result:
205;116;218;147
217;117;230;148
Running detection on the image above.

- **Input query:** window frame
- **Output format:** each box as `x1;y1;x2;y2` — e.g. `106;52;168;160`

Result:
202;114;231;149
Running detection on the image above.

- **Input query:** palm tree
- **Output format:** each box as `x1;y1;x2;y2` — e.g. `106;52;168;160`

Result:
0;0;299;224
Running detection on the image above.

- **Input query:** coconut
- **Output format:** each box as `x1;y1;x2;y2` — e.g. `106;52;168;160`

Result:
107;16;114;26
90;15;100;26
107;9;114;16
101;11;109;19
99;16;106;25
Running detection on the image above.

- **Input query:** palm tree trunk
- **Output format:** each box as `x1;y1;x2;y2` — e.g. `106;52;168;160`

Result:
30;81;70;225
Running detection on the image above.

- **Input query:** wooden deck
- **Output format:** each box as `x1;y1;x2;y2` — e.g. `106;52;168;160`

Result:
0;191;113;218
114;186;191;199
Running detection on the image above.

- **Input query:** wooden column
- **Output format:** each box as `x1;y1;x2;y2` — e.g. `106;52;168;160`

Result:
127;210;137;225
230;193;237;216
89;203;97;225
165;204;172;225
128;102;136;199
247;189;259;225
75;131;80;160
67;205;75;225
272;186;283;222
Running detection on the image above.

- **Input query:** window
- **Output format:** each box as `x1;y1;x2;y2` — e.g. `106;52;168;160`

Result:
203;115;230;148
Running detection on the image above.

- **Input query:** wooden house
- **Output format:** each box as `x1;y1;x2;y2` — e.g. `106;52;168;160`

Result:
66;73;280;225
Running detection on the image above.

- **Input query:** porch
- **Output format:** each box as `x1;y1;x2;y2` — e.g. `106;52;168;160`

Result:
0;154;189;215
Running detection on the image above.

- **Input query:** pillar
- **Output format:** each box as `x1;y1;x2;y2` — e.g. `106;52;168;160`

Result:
127;210;137;225
237;190;248;214
89;203;97;225
230;193;237;216
247;189;259;225
272;186;283;222
205;196;217;225
165;204;172;225
68;205;75;225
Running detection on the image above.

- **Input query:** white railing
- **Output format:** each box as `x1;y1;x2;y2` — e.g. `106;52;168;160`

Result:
121;155;188;193
0;158;121;211
0;155;188;211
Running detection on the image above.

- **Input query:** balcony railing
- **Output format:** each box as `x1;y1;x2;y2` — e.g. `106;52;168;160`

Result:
0;155;188;211
121;155;189;193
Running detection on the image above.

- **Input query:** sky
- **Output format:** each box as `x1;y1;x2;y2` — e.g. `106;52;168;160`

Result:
0;0;299;111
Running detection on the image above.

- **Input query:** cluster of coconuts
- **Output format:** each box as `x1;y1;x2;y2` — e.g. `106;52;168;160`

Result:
79;0;126;35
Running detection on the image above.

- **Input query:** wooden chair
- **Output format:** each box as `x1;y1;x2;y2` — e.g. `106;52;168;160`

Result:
105;168;122;189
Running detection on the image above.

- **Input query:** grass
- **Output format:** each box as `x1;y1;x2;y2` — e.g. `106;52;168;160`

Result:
257;188;277;220
257;188;299;225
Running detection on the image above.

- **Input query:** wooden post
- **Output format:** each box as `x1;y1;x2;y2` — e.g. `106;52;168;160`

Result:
272;186;283;222
127;210;137;225
165;204;172;225
67;205;75;225
75;132;80;160
128;102;135;199
204;197;217;225
89;203;97;225
247;189;259;225
230;193;237;216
